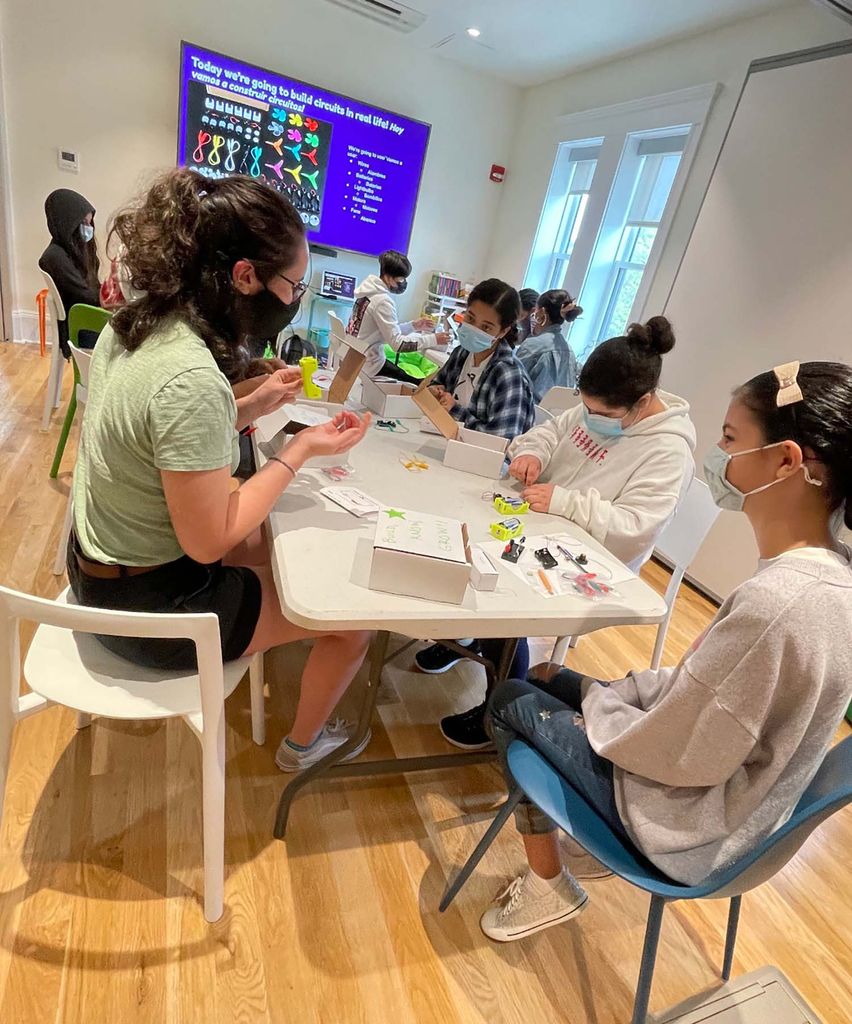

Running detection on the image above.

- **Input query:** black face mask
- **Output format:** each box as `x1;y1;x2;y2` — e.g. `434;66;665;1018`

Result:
390;279;408;295
232;286;301;341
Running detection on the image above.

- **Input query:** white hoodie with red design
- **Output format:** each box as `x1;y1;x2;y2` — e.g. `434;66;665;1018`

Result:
507;391;696;571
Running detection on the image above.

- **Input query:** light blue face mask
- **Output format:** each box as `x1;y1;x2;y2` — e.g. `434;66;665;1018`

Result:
79;223;94;243
457;321;495;354
582;406;626;439
703;441;822;512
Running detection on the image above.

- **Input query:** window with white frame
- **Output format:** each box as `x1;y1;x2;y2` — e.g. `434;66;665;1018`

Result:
525;85;718;363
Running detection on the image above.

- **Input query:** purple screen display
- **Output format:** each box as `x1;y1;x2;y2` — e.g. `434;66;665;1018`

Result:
178;42;431;257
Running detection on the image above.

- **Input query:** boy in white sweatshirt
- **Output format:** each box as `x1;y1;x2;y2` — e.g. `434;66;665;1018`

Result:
422;317;696;750
477;359;852;943
348;250;449;381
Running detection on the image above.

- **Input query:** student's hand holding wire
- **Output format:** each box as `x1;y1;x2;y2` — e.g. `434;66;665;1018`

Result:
508;454;542;486
522;482;554;513
251;367;303;415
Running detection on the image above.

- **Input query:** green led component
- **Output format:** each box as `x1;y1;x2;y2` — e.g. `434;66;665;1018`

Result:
490;518;524;541
493;494;529;516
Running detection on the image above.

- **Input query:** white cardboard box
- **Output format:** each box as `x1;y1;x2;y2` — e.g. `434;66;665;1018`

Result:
444;426;508;478
469;547;499;592
409;385;509;480
361;377;421;419
369;508;472;605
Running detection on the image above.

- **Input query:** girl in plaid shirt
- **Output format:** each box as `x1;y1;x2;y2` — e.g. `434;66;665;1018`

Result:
430;279;535;441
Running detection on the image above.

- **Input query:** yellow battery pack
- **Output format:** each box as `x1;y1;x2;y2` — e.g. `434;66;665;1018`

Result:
489;517;524;542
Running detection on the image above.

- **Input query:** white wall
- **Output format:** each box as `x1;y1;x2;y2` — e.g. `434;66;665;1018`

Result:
664;47;852;599
0;0;519;332
484;1;851;315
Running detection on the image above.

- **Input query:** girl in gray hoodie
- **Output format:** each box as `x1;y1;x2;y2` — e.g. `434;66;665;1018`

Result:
479;360;852;944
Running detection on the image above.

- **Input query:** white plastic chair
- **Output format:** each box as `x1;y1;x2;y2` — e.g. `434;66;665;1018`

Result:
539;386;579;415
0;584;266;922
327;310;348;370
40;270;67;431
550;479;720;669
533;405;554;426
52;339;94;575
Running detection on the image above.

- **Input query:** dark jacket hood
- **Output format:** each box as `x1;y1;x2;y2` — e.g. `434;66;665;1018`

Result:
45;189;95;249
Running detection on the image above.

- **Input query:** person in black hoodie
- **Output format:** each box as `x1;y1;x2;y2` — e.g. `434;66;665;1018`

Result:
38;189;101;355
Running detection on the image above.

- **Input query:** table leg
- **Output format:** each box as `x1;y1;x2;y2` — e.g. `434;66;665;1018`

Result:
273;629;390;839
272;634;520;839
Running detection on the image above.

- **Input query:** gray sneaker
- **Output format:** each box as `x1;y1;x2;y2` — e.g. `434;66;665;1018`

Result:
480;870;588;942
275;718;372;773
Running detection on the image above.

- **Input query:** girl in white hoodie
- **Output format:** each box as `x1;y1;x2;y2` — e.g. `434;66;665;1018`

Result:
425;316;695;751
509;315;696;571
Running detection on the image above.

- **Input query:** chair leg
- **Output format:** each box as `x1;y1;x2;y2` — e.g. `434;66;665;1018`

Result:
722;895;741;982
75;711;92;730
52;493;74;576
550;636;572;664
249;652;266;746
439;788;524;912
52;349;65;408
631;895;666;1024
49;389;77;479
200;711;226;923
41;344;63;431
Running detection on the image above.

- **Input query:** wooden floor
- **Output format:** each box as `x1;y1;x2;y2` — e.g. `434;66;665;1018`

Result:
0;342;849;1023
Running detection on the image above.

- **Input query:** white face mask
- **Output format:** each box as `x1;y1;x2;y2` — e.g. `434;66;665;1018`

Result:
703;441;822;512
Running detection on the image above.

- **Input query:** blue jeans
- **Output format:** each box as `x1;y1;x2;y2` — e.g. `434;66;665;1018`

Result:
487;669;629;839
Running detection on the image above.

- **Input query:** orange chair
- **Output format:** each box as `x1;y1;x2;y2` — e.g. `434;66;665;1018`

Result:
35;288;48;357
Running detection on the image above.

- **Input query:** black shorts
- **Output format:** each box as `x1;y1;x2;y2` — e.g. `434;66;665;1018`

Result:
67;537;262;672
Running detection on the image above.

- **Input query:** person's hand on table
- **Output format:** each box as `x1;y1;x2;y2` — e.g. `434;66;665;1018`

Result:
509;454;542;486
436;391;457;412
522;482;554;513
287;411;372;460
251;367;304;418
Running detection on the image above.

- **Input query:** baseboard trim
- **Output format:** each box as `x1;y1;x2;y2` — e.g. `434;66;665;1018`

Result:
12;308;51;344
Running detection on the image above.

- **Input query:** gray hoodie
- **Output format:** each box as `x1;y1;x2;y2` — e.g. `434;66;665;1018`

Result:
582;545;852;885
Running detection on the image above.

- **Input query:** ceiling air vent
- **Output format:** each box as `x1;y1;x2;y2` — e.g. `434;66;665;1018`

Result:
323;0;427;33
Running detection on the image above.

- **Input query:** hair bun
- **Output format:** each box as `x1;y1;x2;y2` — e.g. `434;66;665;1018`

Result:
627;315;675;355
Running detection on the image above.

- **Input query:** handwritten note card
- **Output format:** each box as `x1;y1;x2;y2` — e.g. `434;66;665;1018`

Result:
373;508;467;564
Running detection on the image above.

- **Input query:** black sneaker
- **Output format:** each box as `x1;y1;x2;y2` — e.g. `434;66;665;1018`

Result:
440;702;493;751
415;641;479;674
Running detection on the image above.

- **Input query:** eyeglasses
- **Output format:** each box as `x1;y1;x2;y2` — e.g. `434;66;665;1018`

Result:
273;271;309;302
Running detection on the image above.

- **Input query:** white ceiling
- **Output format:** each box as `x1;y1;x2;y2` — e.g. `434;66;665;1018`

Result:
345;0;802;86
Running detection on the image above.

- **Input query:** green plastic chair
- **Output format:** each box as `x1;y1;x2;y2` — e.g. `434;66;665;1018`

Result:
49;305;111;479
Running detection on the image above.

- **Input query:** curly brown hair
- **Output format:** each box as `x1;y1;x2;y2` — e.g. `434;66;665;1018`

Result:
109;169;305;375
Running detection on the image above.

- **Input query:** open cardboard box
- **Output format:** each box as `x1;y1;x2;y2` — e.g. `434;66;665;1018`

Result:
408;383;509;479
369;507;472;605
327;331;370;405
361;377;421;419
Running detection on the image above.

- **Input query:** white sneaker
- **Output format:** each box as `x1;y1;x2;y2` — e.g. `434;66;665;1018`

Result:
480;869;588;942
275;718;372;773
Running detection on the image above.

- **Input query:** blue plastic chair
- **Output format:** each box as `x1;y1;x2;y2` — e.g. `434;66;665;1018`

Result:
440;735;852;1024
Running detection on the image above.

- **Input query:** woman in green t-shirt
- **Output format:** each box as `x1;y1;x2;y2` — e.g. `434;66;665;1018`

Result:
69;168;373;772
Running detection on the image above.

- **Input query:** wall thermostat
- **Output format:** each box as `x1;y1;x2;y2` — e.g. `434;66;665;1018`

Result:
57;148;80;173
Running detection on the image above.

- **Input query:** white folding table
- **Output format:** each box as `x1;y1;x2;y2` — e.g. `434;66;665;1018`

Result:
255;418;668;836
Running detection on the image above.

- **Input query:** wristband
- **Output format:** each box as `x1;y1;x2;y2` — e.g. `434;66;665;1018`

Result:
269;455;296;476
